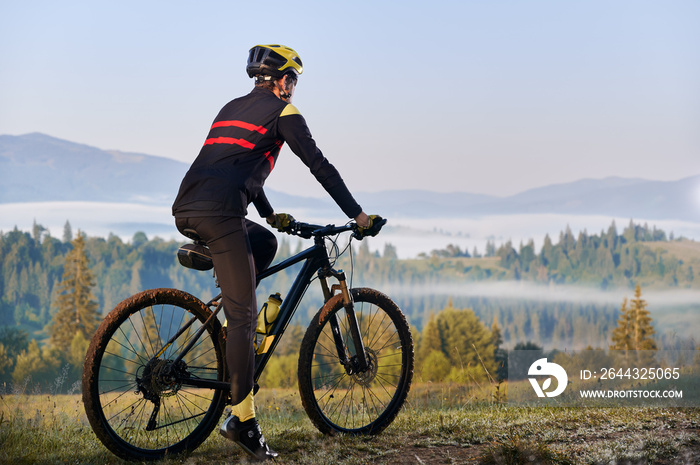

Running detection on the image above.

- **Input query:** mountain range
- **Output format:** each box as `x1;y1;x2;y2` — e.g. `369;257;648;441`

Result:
1;133;698;223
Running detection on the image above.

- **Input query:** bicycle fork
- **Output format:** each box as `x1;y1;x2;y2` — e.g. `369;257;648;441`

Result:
319;269;370;374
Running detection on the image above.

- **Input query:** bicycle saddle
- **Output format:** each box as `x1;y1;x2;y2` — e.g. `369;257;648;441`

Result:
177;230;213;271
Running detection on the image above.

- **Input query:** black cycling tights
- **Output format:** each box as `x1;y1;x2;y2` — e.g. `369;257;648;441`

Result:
175;216;277;405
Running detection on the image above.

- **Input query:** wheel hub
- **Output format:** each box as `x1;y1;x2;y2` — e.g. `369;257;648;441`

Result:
352;349;378;387
137;358;186;400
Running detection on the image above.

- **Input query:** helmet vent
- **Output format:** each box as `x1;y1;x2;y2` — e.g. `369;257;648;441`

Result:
267;50;285;65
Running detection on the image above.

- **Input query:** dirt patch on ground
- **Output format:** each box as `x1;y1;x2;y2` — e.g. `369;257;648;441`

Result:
353;424;700;465
381;443;486;464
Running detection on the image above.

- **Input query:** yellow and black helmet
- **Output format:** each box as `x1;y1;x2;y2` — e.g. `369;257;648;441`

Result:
246;44;303;78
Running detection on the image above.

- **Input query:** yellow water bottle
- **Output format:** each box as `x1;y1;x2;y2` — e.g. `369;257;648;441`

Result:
255;293;282;354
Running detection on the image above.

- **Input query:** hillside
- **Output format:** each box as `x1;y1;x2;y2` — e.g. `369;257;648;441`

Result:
2;133;699;223
0;133;187;204
646;238;700;262
395;231;700;290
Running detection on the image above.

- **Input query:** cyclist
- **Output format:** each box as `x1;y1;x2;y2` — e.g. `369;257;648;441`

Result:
172;44;374;460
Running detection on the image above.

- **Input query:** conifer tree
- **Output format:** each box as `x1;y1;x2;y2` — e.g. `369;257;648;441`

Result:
49;231;100;354
491;316;508;380
0;343;12;378
606;221;618;250
629;284;656;350
540;234;553;267
485;240;496;257
32;220;46;242
63;220;73;243
610;284;656;352
610;298;631;350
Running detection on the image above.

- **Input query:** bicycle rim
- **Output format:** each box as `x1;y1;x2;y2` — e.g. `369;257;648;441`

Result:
83;289;227;460
298;288;414;435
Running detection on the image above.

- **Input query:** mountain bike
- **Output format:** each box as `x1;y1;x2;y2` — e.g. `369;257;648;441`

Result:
82;219;414;461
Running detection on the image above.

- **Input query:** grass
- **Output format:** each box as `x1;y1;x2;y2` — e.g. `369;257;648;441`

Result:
1;383;698;464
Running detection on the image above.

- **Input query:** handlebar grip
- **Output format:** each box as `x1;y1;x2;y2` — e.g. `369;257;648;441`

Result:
353;216;387;239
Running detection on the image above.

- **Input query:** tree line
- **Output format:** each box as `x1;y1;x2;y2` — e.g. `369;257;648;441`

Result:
416;220;695;289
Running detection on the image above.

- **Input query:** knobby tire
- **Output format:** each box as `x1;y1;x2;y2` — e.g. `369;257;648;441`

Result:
298;287;414;435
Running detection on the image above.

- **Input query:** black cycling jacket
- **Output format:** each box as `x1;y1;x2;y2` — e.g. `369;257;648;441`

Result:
172;87;362;219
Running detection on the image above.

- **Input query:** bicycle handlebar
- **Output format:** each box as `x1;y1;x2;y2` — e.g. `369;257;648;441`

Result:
285;218;387;240
287;222;350;239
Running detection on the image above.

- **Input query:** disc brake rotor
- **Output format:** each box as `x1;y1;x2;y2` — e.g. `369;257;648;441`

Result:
352;349;378;387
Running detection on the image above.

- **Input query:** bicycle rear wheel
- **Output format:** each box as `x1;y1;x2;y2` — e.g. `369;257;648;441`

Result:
298;287;414;435
82;288;228;461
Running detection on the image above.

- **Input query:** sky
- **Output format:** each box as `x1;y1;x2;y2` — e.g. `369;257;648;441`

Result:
1;0;699;198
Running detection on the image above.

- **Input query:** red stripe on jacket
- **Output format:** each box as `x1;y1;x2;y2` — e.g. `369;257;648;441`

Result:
211;120;267;134
264;141;284;171
203;137;256;149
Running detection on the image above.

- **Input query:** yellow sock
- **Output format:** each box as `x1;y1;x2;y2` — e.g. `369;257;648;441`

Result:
232;389;255;422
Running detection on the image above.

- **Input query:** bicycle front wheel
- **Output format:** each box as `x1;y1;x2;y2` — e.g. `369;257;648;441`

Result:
82;288;228;461
298;287;414;435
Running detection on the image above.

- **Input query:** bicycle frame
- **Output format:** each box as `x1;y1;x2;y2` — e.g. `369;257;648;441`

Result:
173;228;365;394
